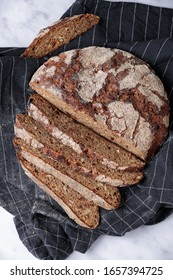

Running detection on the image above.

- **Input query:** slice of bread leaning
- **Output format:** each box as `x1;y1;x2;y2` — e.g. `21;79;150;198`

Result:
21;13;100;58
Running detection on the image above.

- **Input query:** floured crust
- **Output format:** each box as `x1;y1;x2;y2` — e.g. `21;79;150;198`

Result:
29;46;170;160
21;14;100;58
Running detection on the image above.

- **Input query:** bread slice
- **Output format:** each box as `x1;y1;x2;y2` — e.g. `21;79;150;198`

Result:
29;46;170;160
14;114;144;188
17;153;100;228
28;94;145;171
14;137;121;210
21;14;100;58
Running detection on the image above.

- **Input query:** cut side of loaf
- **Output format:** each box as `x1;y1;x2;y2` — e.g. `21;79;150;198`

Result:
28;94;145;171
29;46;170;160
21;14;100;58
14;114;144;189
14;137;121;210
17;154;100;229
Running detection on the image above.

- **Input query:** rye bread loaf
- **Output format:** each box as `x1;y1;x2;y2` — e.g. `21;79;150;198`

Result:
14;114;144;189
21;14;100;58
28;94;145;171
14;137;121;210
17;154;100;228
29;46;170;160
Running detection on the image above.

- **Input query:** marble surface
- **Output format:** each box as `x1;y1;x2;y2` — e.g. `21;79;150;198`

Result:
0;0;173;260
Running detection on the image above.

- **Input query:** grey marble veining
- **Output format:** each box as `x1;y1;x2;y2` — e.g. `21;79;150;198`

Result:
0;0;173;260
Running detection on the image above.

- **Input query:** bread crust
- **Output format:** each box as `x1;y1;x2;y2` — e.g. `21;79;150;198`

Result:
29;46;170;160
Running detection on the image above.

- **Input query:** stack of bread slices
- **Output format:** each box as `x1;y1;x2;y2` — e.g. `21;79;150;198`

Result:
13;93;145;228
13;14;169;229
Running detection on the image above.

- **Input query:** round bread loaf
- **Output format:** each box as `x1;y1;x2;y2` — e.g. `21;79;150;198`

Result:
30;46;170;160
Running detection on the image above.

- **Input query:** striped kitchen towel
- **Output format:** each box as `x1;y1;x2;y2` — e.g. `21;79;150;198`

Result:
0;0;173;259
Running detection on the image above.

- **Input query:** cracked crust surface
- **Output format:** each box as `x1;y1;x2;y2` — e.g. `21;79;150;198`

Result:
30;46;170;160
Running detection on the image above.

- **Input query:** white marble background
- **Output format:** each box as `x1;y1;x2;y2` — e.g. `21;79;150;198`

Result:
0;0;173;260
